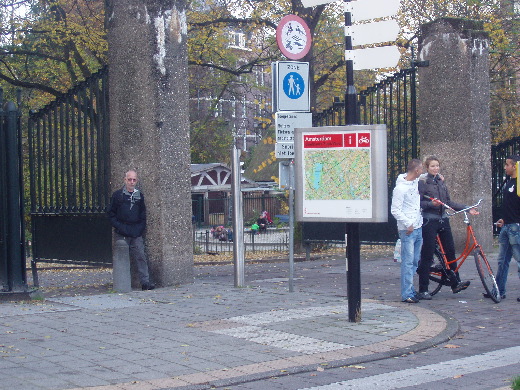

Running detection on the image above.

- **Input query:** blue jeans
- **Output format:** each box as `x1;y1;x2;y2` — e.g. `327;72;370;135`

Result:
399;228;423;301
495;223;520;296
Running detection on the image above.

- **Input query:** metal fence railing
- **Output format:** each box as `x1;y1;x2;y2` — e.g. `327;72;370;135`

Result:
27;66;112;266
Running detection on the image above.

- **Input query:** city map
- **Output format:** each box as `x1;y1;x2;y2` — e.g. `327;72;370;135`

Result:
304;149;371;201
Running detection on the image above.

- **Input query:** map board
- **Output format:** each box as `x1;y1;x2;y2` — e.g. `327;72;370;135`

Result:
294;125;388;222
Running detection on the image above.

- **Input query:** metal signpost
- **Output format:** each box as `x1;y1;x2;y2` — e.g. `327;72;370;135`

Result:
273;15;313;293
295;0;400;322
231;143;245;287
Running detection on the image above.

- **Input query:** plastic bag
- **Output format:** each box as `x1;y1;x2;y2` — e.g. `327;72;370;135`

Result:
393;239;401;262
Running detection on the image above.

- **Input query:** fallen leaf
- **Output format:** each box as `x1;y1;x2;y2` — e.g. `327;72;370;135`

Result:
476;326;486;329
348;365;366;369
453;375;464;379
444;344;461;349
317;367;325;372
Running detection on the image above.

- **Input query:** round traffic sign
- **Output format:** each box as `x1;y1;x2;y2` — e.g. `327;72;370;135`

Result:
276;15;312;60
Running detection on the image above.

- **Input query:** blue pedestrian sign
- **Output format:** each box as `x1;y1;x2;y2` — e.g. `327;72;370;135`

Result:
273;61;310;112
283;73;305;99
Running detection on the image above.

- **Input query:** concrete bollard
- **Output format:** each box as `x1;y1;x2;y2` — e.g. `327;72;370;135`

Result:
113;239;131;293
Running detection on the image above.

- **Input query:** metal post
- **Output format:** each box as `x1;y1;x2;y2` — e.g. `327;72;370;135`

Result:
344;0;357;126
288;160;295;292
345;0;361;322
231;144;245;287
5;101;26;292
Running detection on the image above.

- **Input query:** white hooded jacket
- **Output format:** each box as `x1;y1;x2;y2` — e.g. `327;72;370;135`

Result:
391;173;422;231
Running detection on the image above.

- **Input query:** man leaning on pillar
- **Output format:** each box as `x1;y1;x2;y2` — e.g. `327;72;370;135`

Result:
108;170;155;290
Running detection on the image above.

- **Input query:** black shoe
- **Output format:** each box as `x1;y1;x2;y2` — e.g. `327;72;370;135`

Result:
402;297;419;303
484;292;505;299
517;297;520;302
416;292;433;300
142;283;155;291
452;281;470;293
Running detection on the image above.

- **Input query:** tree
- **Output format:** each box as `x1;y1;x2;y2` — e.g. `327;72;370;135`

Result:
0;0;106;107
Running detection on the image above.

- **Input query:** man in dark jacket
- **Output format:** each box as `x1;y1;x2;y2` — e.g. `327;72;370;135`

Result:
489;155;520;301
108;170;154;290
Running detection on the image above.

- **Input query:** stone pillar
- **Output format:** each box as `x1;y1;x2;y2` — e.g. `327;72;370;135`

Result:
418;18;492;251
106;0;193;286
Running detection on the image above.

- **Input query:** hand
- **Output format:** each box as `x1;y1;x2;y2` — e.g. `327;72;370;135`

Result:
495;219;504;228
431;198;442;207
469;208;479;215
406;225;414;235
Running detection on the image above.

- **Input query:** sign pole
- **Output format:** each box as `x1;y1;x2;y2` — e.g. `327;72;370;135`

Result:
231;143;245;287
345;0;361;323
289;159;295;292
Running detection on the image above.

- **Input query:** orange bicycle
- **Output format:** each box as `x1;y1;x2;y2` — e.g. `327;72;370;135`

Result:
427;199;500;303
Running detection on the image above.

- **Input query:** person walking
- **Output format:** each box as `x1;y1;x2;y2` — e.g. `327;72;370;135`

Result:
416;156;477;299
108;170;155;290
486;155;520;301
391;159;424;303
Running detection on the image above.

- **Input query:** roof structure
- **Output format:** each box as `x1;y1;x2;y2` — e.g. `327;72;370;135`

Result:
191;163;256;192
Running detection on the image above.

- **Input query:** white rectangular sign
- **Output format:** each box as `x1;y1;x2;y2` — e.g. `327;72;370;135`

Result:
345;46;400;70
276;61;310;112
346;0;400;22
275;142;295;159
346;19;400;46
275;112;312;143
294;125;388;222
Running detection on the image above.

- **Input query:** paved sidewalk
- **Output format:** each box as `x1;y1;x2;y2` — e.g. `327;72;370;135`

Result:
0;256;457;390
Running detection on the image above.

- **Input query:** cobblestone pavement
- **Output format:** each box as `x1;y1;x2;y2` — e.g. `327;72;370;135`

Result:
2;250;518;390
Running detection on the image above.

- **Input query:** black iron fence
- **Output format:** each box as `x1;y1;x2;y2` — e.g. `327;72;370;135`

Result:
192;194;289;228
28;66;112;266
194;227;291;254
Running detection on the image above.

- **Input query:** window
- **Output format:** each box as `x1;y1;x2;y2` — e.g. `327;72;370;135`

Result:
229;31;247;49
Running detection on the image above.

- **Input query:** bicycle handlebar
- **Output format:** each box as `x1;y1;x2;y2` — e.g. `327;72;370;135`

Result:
423;196;482;216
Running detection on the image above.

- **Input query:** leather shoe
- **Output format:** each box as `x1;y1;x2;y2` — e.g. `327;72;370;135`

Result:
452;281;470;293
402;297;419;303
142;283;155;291
484;292;505;299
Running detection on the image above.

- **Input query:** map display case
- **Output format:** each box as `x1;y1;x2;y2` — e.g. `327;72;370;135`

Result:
294;125;388;222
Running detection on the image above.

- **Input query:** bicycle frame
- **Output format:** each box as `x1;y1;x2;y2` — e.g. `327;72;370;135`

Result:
436;219;482;273
434;199;485;273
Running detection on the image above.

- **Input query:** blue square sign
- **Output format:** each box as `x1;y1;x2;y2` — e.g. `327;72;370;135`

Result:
275;61;310;112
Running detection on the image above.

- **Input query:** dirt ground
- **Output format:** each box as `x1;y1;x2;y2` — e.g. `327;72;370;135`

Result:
25;245;393;298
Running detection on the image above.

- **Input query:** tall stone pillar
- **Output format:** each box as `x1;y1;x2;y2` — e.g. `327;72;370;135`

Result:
106;0;193;286
418;18;492;251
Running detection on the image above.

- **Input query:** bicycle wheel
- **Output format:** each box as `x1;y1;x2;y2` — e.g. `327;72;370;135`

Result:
474;250;501;303
428;249;449;296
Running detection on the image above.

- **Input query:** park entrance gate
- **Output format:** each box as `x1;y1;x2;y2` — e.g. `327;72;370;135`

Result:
27;67;112;272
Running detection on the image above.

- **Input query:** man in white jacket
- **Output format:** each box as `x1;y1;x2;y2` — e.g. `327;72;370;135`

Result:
391;159;424;303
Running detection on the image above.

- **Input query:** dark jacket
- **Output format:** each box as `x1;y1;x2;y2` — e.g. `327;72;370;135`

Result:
418;173;466;218
107;187;146;238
